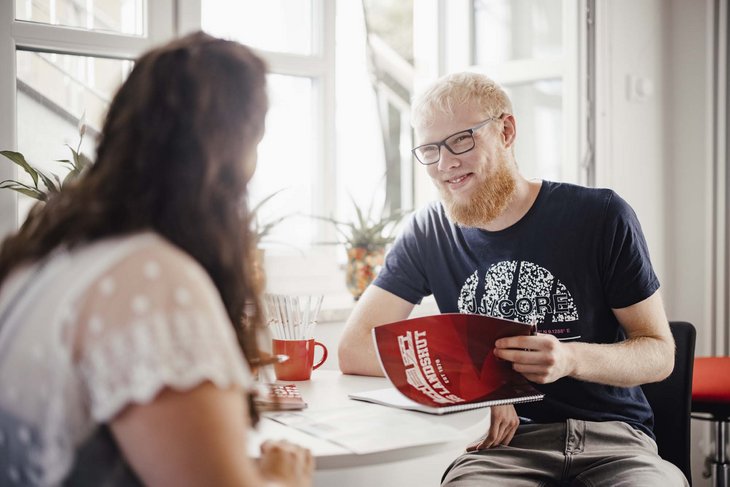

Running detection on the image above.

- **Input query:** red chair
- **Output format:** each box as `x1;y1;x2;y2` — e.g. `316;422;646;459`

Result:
692;357;730;487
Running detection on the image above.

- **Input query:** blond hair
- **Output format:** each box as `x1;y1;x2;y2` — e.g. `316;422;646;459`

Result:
411;72;513;129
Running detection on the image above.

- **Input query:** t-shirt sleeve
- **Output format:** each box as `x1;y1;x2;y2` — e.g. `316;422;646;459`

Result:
71;242;253;422
373;211;433;304
600;192;660;309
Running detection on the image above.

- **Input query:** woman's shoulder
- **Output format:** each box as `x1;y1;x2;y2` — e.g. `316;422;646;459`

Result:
76;232;200;271
73;232;221;324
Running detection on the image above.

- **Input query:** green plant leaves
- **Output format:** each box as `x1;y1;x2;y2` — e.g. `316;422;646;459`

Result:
0;180;46;200
250;188;293;245
0;150;39;187
0;127;92;201
312;197;411;250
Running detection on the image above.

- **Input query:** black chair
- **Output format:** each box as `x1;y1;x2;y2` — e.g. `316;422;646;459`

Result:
641;321;697;485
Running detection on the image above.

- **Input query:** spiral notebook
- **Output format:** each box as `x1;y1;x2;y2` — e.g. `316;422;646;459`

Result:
349;382;544;415
352;313;545;415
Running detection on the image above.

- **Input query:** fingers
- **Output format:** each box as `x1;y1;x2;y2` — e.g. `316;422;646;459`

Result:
502;422;518;445
494;348;546;364
465;406;519;452
495;334;570;384
260;440;314;485
495;335;556;356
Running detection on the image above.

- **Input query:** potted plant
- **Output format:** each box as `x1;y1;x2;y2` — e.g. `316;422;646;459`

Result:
313;196;410;300
248;188;293;290
0;125;92;201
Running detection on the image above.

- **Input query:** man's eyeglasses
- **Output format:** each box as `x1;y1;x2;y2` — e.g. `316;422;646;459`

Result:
411;117;499;165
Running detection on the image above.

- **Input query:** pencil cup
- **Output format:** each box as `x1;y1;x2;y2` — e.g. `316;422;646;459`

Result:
272;338;328;381
264;293;326;380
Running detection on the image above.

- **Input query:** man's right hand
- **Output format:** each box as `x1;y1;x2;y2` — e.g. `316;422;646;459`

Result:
338;285;415;376
465;404;519;451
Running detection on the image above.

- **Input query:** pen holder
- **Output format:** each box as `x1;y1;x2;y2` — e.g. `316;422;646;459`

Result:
272;338;328;381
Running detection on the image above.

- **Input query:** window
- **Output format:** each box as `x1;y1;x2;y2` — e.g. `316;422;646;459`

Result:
15;0;146;35
201;0;335;252
199;0;411;307
15;50;132;218
201;0;401;256
201;0;313;55
0;1;174;234
411;0;585;201
253;74;315;248
472;0;571;182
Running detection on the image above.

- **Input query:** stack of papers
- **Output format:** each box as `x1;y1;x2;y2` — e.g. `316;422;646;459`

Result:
267;405;464;454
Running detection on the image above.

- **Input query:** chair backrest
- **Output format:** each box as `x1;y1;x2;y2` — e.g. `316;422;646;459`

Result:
641;321;696;485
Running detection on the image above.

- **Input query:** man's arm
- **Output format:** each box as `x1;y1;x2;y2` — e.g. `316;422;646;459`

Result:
494;290;675;387
338;285;415;376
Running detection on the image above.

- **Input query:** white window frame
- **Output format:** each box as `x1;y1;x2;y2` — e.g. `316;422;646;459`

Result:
0;0;176;237
179;0;336;247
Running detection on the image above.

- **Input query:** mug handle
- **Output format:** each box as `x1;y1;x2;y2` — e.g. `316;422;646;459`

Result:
312;341;328;370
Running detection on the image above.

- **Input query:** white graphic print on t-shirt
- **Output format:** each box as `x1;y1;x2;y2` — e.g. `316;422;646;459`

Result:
457;260;580;339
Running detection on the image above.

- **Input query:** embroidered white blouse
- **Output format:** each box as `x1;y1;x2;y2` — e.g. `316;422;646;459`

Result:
0;232;252;486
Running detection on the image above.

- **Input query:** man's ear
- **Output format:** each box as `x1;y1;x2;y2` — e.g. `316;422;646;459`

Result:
501;114;516;149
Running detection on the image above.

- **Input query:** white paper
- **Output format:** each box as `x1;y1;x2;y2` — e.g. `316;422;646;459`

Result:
267;404;464;454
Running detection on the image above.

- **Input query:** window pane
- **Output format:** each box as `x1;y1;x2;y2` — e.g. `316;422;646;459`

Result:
505;80;563;181
17;50;130;131
336;0;388;234
474;0;562;65
15;0;146;35
201;0;313;55
249;75;314;250
15;50;129;220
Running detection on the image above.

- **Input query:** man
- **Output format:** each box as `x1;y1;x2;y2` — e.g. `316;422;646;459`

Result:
337;72;687;486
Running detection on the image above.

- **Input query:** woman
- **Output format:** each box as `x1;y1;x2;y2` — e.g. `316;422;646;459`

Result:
0;32;313;486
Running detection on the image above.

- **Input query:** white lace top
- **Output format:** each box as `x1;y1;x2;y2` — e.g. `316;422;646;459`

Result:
0;232;253;486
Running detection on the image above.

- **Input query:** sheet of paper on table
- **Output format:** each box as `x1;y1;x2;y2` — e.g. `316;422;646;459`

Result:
266;404;465;454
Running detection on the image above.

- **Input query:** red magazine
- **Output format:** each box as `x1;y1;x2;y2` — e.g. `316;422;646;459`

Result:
351;313;544;414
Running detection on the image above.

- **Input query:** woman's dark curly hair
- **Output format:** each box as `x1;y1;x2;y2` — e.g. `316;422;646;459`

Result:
0;31;268;407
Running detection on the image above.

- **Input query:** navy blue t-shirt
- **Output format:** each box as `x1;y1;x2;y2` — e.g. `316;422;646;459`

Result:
373;180;660;438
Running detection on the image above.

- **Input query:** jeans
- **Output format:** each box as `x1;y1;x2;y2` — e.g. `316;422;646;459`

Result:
441;419;689;487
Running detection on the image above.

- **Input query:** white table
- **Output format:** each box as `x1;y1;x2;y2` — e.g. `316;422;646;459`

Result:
251;370;491;487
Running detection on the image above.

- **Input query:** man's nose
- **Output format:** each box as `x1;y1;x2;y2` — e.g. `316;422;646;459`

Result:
437;147;460;171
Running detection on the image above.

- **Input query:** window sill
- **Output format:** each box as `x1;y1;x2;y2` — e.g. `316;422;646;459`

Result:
262;248;355;323
261;248;439;324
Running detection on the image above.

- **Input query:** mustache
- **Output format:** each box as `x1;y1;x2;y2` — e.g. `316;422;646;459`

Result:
440;157;516;228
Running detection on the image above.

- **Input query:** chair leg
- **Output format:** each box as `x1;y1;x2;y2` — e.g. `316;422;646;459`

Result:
711;419;729;487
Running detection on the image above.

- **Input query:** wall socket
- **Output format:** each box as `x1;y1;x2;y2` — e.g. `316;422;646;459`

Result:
626;74;654;102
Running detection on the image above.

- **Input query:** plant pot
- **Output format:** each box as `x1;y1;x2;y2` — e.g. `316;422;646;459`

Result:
345;246;385;300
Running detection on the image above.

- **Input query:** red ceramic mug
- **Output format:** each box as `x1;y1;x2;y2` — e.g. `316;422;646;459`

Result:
272;338;328;381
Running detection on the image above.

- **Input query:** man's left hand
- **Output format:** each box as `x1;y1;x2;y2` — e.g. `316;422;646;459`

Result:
465;404;519;451
494;334;576;384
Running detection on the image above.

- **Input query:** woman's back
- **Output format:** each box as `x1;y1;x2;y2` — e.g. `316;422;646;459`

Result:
0;232;252;486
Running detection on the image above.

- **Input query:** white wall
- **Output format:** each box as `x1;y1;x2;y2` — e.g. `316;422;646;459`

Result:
664;0;715;354
595;0;668;283
597;0;715;350
665;1;717;485
597;1;717;484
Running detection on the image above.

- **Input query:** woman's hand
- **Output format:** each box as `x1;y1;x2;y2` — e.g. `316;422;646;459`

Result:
259;440;314;487
466;404;519;451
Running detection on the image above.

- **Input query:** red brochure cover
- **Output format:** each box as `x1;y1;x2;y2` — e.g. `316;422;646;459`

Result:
369;313;544;413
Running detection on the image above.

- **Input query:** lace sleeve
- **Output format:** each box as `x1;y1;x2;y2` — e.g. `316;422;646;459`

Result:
72;240;253;422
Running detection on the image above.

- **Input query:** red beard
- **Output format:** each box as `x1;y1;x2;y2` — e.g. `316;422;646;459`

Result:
441;152;517;228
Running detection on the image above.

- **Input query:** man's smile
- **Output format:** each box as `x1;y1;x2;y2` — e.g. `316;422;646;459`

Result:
445;172;474;189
